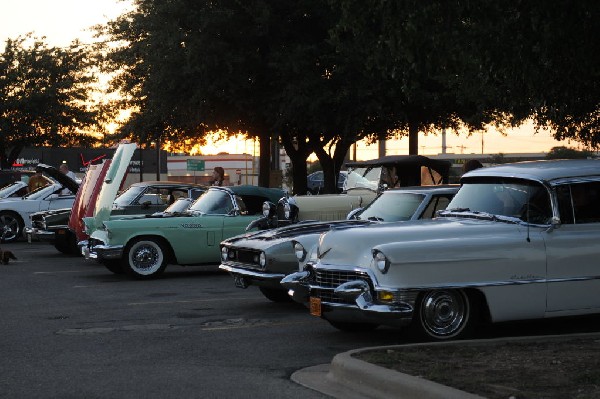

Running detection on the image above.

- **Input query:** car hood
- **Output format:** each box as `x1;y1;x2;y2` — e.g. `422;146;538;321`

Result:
226;219;373;246
69;159;113;241
36;163;79;194
89;143;137;230
314;217;529;269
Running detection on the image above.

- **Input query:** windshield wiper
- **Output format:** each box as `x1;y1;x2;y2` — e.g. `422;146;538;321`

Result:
367;216;384;221
447;207;470;212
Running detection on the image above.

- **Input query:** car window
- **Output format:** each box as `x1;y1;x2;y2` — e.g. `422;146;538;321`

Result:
420;195;452;219
135;187;169;205
114;185;145;206
449;178;552;223
345;167;382;191
190;189;233;215
556;182;600;224
356;192;425;222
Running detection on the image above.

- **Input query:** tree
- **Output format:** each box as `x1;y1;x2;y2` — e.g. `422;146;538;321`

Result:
545;146;595;159
0;35;99;168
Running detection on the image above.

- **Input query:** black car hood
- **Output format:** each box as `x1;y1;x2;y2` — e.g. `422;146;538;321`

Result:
244;219;373;241
36;163;79;194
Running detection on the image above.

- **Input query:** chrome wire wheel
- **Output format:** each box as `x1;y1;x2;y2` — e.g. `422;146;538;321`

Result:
0;212;22;242
125;239;166;278
418;290;470;340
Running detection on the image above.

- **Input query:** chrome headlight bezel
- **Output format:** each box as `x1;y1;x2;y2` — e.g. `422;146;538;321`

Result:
293;242;306;262
221;246;228;262
373;250;390;274
259;252;266;268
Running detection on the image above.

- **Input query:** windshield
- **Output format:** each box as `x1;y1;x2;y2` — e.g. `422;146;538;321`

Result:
113;185;146;207
164;198;193;213
0;183;25;198
345;167;382;191
355;192;425;222
23;184;56;200
446;178;552;223
189;189;234;215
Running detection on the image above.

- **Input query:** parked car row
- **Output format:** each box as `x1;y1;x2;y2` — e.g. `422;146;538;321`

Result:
14;148;600;342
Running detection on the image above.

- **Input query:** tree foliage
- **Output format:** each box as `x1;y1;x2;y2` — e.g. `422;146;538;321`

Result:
0;35;99;168
97;0;598;192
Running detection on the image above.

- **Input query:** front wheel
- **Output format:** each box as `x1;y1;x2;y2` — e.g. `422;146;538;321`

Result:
414;289;473;341
122;238;168;279
0;211;23;243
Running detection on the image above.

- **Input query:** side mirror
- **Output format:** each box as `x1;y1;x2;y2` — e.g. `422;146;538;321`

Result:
47;194;60;200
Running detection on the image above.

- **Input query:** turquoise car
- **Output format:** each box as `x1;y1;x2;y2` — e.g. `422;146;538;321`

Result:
83;185;285;279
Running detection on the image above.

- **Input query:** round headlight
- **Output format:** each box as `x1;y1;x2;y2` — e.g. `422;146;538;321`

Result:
262;202;271;217
259;252;266;268
283;203;291;219
373;250;390;274
221;246;228;261
294;242;306;261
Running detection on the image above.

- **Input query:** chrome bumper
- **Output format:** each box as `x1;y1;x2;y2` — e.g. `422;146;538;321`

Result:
80;240;124;260
219;263;286;289
281;271;415;327
25;227;55;243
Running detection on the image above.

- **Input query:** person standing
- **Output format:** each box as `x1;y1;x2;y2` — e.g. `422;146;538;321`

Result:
212;166;225;186
59;163;77;195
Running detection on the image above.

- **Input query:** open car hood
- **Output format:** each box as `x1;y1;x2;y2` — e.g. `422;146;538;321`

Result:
36;163;80;194
69;159;113;241
91;143;137;229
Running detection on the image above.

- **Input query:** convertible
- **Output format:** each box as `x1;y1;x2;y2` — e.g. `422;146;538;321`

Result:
83;185;284;279
282;159;600;340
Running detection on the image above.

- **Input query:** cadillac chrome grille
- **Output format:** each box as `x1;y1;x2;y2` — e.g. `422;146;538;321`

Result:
312;269;373;304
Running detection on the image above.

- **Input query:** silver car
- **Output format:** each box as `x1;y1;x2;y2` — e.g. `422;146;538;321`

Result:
282;159;600;341
220;185;458;302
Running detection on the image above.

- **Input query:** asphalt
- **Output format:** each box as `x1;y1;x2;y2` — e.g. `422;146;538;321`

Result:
290;332;600;399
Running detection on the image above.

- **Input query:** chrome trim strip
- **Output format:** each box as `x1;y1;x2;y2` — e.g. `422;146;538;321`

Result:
219;264;285;281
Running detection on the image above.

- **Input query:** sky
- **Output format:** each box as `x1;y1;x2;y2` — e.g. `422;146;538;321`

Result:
1;0;579;157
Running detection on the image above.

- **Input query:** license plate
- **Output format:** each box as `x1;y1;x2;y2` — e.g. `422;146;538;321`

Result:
310;297;321;317
233;275;248;289
57;229;66;235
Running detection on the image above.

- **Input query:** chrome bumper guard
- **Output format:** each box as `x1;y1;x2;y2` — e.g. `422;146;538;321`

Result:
281;271;414;326
219;263;286;289
25;228;55;243
80;240;124;260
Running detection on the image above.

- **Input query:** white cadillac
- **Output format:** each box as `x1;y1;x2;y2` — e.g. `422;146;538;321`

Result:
282;159;600;340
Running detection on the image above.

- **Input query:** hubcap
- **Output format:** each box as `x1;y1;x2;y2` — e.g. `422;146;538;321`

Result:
0;215;19;241
129;242;163;274
421;290;468;338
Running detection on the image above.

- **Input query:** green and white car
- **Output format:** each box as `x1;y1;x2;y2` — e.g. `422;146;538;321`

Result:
83;185;284;279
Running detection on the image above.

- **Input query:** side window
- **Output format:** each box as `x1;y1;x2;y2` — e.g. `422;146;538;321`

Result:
421;195;451;219
135;187;167;205
572;182;600;224
557;182;600;224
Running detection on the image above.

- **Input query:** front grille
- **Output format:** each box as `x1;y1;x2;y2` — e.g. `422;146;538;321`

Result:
311;269;373;304
234;248;262;268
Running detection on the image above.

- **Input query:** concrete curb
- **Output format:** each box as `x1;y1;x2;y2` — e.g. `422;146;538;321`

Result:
292;332;600;399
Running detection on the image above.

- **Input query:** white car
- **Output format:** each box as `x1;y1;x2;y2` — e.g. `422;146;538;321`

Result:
282;159;600;340
0;181;31;199
0;164;79;242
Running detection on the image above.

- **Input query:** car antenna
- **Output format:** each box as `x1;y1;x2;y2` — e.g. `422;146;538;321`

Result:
526;186;531;242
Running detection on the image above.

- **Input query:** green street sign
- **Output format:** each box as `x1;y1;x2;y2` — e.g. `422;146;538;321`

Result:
186;159;205;171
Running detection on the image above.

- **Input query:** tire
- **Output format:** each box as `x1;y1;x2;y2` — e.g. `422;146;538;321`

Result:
327;320;379;332
259;287;293;303
0;211;24;243
414;289;473;341
54;232;79;255
102;260;125;274
122;237;168;279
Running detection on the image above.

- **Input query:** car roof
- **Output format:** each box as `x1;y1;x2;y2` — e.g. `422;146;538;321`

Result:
385;184;460;195
462;159;600;183
214;185;285;203
129;181;207;189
